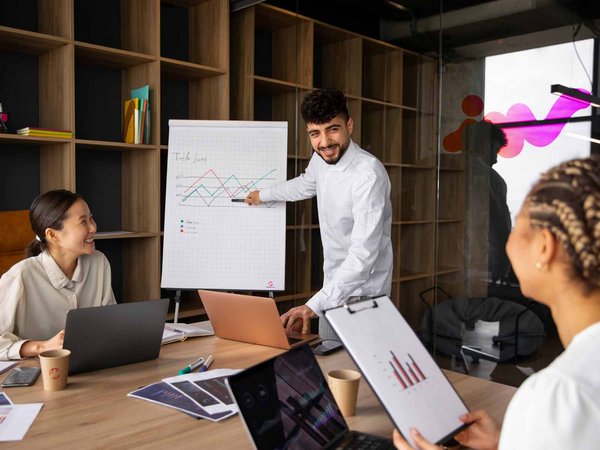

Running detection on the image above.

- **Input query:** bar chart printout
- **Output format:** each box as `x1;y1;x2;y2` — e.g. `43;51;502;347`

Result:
325;296;468;448
161;120;287;291
389;351;426;390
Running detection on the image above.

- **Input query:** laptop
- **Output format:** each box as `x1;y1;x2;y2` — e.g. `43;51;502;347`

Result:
198;290;319;349
228;344;393;449
63;298;169;374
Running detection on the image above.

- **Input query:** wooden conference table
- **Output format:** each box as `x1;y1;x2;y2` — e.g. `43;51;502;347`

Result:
5;332;517;449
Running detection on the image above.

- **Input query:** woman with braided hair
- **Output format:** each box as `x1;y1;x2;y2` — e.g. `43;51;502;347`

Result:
393;157;600;450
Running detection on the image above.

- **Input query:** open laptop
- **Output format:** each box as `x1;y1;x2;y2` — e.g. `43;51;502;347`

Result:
63;298;169;374
228;344;393;449
198;290;319;349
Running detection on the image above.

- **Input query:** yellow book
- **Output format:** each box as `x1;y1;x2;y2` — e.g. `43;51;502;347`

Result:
123;99;136;143
24;131;72;138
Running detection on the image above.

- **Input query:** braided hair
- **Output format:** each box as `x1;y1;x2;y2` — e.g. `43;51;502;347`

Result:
525;157;600;292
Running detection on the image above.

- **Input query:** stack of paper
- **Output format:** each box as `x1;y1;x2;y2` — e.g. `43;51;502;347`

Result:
17;127;72;138
128;368;240;422
124;85;151;144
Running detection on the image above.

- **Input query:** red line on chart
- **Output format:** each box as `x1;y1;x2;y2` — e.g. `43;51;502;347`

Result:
409;353;426;381
407;364;420;384
389;361;407;389
183;168;248;199
391;351;413;387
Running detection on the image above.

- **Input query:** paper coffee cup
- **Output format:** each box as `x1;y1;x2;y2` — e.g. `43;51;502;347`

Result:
39;349;71;391
328;369;361;417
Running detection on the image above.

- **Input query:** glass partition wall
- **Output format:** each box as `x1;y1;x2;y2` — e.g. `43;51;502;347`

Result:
259;0;599;388
433;4;599;386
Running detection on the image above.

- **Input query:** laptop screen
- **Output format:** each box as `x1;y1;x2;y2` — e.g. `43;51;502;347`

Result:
229;345;349;449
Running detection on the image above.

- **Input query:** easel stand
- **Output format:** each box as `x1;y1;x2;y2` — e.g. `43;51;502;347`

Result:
173;289;182;324
171;289;277;324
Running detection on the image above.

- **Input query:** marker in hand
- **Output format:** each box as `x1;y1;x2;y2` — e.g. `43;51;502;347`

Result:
178;356;205;375
198;355;214;373
231;198;246;202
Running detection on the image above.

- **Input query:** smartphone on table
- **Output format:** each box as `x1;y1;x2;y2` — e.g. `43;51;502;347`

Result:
1;367;41;387
312;339;343;356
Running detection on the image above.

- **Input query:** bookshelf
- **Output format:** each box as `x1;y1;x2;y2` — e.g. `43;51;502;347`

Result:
0;0;228;308
231;4;463;328
0;1;465;328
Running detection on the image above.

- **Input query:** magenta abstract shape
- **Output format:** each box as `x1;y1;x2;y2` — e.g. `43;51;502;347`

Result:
484;90;591;158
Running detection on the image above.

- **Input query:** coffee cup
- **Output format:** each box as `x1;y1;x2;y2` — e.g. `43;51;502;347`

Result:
328;369;361;417
39;349;71;391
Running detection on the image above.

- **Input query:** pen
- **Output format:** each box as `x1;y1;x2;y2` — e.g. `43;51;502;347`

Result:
178;356;205;375
197;355;214;373
231;198;246;202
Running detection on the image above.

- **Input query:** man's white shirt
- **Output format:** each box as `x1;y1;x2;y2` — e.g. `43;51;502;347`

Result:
260;140;393;315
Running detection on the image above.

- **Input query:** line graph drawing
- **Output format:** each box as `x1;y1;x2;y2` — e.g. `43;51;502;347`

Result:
161;119;287;291
178;168;278;206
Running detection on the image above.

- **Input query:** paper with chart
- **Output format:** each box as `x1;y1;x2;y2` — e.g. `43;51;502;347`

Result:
0;403;43;441
324;297;468;447
161;120;287;290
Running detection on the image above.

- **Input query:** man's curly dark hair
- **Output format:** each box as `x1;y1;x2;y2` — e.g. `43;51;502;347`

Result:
300;88;349;124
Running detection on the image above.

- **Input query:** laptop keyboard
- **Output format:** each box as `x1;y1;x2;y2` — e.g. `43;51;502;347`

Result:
337;432;394;449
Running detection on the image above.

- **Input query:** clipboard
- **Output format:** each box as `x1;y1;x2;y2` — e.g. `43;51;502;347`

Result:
324;296;469;447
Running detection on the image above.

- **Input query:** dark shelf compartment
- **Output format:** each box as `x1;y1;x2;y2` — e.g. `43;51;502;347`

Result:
0;144;40;210
0;51;39;132
75;0;121;50
160;77;189;146
75;63;122;142
76;147;123;231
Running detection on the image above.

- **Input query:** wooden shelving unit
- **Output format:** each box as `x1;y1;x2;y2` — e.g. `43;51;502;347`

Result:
0;0;229;308
230;4;461;328
0;1;464;327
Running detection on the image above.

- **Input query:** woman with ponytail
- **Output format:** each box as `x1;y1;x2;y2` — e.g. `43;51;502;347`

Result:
0;190;115;360
393;157;600;450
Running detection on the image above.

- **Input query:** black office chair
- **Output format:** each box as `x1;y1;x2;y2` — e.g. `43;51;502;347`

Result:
419;287;545;368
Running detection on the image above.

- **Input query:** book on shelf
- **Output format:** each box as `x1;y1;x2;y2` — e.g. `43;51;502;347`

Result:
133;98;140;144
123;85;151;144
123;99;136;143
17;127;72;138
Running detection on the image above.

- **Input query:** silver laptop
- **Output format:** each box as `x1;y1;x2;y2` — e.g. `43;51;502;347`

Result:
228;344;393;449
198;290;319;349
63;298;169;374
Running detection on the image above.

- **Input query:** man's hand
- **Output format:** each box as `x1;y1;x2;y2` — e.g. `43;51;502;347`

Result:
245;190;262;205
454;410;500;450
20;330;65;358
281;305;316;335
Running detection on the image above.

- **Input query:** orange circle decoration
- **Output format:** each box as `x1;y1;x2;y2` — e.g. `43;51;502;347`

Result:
49;367;60;380
462;95;484;117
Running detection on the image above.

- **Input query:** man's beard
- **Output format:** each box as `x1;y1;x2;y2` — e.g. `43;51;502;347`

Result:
315;142;349;165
